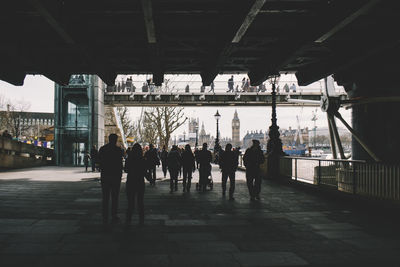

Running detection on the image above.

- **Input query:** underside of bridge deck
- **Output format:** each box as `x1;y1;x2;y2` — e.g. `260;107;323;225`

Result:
1;1;397;88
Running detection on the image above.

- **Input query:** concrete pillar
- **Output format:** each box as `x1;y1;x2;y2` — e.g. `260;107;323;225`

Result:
345;80;400;163
352;102;400;163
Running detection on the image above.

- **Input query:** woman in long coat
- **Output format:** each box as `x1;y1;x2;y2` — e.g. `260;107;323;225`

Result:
125;143;146;225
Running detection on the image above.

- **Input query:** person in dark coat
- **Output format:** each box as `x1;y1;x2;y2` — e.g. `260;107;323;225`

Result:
83;151;90;172
167;145;182;193
198;143;212;192
144;144;160;186
243;139;265;201
182;144;196;192
160;145;168;178
124;143;146;226
90;145;98;172
219;143;238;200
98;134;124;224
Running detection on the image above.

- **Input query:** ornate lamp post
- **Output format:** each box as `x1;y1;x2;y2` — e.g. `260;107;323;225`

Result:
195;124;199;148
214;110;221;162
266;75;284;179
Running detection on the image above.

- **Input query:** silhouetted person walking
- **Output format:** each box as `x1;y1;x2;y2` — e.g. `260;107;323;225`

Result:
198;143;212;192
182;144;195;192
98;134;124;224
243;140;265;201
219;143;238;200
83;151;90;172
167;145;182;193
125;143;146;226
145;144;160;185
90;145;98;172
160;145;168;178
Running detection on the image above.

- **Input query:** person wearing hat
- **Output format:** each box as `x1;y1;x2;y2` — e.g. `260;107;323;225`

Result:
243;139;265;201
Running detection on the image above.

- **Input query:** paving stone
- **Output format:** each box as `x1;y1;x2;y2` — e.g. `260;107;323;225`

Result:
177;241;239;253
165;219;207;226
233;252;308;266
2;243;60;254
310;223;359;231
315;230;373;240
170;253;240;267
167;232;219;241
1;166;400;267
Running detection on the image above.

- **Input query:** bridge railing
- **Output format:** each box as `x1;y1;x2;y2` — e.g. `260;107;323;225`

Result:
0;137;54;169
105;80;345;95
280;156;400;201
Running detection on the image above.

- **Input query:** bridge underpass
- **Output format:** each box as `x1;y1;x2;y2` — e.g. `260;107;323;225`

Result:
2;1;400;266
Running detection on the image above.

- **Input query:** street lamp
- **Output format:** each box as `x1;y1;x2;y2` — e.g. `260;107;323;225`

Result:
266;75;284;179
214;110;221;162
183;130;186;143
195;124;199;148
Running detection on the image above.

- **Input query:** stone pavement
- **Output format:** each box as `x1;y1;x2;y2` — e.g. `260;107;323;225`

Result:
1;166;400;267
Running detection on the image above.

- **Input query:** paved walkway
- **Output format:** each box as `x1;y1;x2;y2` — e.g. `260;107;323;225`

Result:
1;166;400;266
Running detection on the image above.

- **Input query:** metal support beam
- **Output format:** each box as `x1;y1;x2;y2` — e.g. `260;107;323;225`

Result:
29;0;75;45
327;113;337;160
328;113;346;159
141;0;157;44
141;0;163;85
201;0;265;86
334;111;381;162
231;0;266;43
315;0;381;43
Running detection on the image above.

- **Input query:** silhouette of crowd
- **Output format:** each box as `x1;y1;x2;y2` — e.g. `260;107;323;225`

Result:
98;134;265;226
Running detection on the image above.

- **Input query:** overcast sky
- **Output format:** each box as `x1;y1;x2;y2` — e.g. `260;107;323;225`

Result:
0;75;351;140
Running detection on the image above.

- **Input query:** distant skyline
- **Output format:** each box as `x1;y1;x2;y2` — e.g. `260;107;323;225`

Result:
0;75;352;140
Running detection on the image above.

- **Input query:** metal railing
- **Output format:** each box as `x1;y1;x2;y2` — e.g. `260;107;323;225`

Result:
106;80;345;95
280;156;400;201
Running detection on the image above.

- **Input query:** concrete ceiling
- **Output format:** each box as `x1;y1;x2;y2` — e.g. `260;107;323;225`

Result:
0;0;397;87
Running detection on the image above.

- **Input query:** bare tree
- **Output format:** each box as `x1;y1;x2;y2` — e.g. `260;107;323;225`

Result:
0;99;32;138
140;113;158;145
144;107;187;147
115;106;135;139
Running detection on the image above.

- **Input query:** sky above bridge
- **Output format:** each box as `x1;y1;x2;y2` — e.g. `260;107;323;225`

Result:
0;75;351;140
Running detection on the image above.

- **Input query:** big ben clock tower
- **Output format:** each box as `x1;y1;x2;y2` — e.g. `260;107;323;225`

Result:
232;110;240;147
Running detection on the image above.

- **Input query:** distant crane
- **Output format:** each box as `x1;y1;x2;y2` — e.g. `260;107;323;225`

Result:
311;109;318;148
293;115;304;146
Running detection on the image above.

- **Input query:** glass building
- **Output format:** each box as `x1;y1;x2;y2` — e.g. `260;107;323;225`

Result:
54;75;105;166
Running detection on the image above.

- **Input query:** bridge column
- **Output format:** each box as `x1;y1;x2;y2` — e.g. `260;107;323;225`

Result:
340;79;400;164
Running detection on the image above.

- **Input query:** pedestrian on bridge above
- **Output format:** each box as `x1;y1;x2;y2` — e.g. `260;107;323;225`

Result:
227;75;234;92
243;139;265;201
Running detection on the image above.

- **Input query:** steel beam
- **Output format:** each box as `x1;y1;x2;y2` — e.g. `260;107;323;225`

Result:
201;0;266;86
